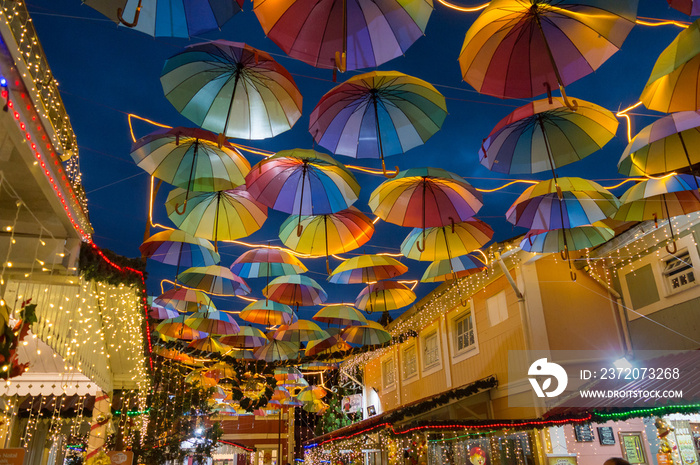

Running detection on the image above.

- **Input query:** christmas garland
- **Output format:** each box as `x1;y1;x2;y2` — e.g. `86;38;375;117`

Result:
79;242;146;291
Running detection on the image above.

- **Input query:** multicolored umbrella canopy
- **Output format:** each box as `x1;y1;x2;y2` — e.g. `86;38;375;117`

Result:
149;304;180;320
401;219;494;262
254;340;299;362
153;346;200;364
274;366;303;381
667;0;700;16
328;254;408;284
177;265;251;296
83;0;243;37
155;287;215;313
165;187;268;245
187;336;231;354
218;325;268;348
613;174;700;222
312;305;368;326
263;275;328;306
239;300;296;326
304;331;352;356
296;385;326;402
309;71;447;176
230;248;307;279
459;0;637;105
420;255;487;283
302;399;329;414
140;230;220;267
184;310;241;335
617;111;700;178
520;223;615;254
355;281;416;313
479;97;618;174
640;18;700;113
252;0;432;71
506;177;620;229
186;369;218;388
273;320;330;343
155;316;206;340
131;127;250;193
341;320;391;346
161;41;303;140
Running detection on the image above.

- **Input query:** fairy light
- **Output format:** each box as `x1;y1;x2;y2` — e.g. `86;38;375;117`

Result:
636;17;689;28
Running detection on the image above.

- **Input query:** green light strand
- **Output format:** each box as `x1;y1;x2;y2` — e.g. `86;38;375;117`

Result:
594;404;700;419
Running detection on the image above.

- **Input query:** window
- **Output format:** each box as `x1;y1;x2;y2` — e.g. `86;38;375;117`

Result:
402;344;417;380
662;250;696;295
625;264;660;308
454;311;475;352
381;357;395;389
422;330;440;369
486;291;508;326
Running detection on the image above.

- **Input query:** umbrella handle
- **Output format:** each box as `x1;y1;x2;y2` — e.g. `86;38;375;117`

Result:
334;52;347;73
381;159;399;179
448;216;456;234
326;256;331;275
116;0;142;27
653;213;658;229
560;248;568;261
416;237;425;252
570;271;577;282
558;84;578;112
460;299;468;307
174;198;188;215
297;223;304;237
543;82;553;104
666;241;677;255
217;133;227;149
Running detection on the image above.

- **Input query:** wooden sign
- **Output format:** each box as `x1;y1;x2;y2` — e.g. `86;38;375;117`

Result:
0;449;25;465
574;424;594;442
597;427;616;445
107;451;133;465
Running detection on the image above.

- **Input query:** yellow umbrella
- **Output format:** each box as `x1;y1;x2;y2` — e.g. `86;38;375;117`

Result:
328;254;408;284
355;281;416;313
312;305;368;327
341;321;392;346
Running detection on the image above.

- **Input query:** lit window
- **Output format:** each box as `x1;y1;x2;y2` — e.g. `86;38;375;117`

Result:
423;331;440;369
454;311;475;352
402;345;417;379
382;357;395;389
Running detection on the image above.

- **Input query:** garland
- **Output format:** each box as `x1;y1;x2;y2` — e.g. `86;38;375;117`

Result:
79;242;146;291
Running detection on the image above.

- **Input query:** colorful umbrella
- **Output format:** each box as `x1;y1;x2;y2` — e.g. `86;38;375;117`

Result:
480;97;618;174
140;229;220;267
520;223;615;254
312;305;368;327
155;316;206;340
278;206;374;273
177;265;251;296
186;369;218;388
304;332;352;356
328;254;408;284
231;248;307;279
187;336;231;355
667;0;700;16
254;340;300;362
152;346;200;364
228;348;257;360
401;219;493;262
239;300;296;326
155;287;215;313
302;399;329;414
273;320;330;343
355;280;415;313
185;310;241;335
274;367;303;381
161;41;303;140
263;275;328;307
252;0;432;71
617;111;700;180
149;303;180;320
309;71;447;177
83;0;243;37
165;187;268;247
341;321;391;346
506;177;620;229
420;255;487;283
246;149;360;236
459;0;637;107
296;385;327;402
219;325;268;348
640;18;700;113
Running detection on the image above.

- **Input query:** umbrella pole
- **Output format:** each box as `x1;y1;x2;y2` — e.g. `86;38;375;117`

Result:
324;215;331;274
561;232;576;282
534;14;578;111
417;178;427;252
538;117;563;201
175;139;199;215
220;64;243;148
266;243;271;305
297;161;308;237
213;191;221;252
444;226;468;306
662;194;678;254
677;132;700;189
372;94;398;178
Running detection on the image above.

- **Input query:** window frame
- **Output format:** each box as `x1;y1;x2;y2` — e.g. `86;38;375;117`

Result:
420;324;442;375
450;306;479;363
401;342;419;383
380;353;396;392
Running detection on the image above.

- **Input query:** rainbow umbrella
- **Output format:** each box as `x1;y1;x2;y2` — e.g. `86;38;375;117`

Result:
480;97;618;174
341;321;391;346
420;255;487;283
309;71;447;177
187;336;231;355
270;387;292;403
186;369;218;388
263;275;328;307
177;265;251;296
153;346;200;364
296;385;326;402
617;111;700;181
254;340;300;362
304;331;352;356
328;254;408;284
252;0;432;71
165;187;268;248
245;149;360;236
273;320;330;343
278;206;374;273
219;326;268;348
231;248;307;279
459;0;637;107
355;281;416;313
668;0;700;16
149;303;180;320
204;362;239;383
140;229;220;267
161;41;303;140
274;367;302;381
506;177;620;229
312;305;368;327
82;0;243;37
279;376;308;390
155;287;215;313
299;361;339;371
401;219;493;262
228;348;257;360
613;174;700;253
185;310;241;335
640;18;700;113
520;223;615;254
155;316;206;340
240;300;296;326
302;399;329;414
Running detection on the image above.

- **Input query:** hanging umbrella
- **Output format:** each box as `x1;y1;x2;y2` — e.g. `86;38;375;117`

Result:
328;254;408;284
273;320;330;343
341;321;391;346
617;111;700;180
270;387;292;403
520;223;615;253
612;174;700;253
302;399;329;414
161;41;303;140
254;340;300;362
165;187;268;248
312;305;368;327
231;248;307;278
187;336;231;355
219;325;268;348
246;149;360;237
640;18;700;113
155;316;206;340
420;255;487;283
263;275;328;307
155;287;215;313
140;229;220;267
149;303;180;320
274;367;303;381
355;281;416;312
185;310;241;335
667;0;700;16
153;346;200;364
506;177;620;230
240;300;296;326
479;97;618;174
401;219;493;262
279;206;374;273
309;71;447;177
459;0;637;107
177;265;251;296
82;0;243;37
304;331;352;356
296;385;327;402
186;369;218;388
229;349;257;360
252;0;432;71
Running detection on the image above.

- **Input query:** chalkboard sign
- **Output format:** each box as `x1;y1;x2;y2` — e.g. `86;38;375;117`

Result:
574;424;594;442
598;427;616;445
